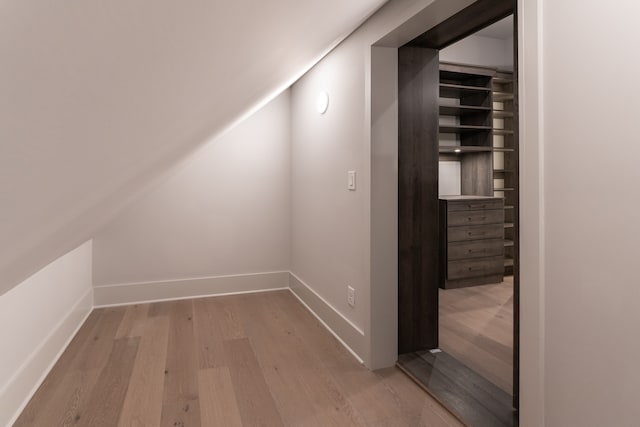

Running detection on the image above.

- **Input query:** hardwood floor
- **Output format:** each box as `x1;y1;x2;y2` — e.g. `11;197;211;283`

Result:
438;277;514;394
15;290;463;427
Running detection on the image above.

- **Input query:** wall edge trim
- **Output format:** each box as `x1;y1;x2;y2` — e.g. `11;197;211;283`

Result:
94;270;291;288
1;287;94;427
93;271;290;307
288;272;365;363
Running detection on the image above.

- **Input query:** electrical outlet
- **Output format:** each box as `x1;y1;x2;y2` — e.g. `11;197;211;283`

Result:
347;286;355;307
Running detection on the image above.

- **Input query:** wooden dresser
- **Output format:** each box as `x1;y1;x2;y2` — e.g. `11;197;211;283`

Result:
439;196;504;289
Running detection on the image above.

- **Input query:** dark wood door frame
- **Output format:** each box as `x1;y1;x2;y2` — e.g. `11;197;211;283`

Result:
397;46;440;354
407;0;514;50
397;0;519;410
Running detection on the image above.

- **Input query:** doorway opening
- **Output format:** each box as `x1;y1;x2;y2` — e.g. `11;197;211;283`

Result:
396;2;519;426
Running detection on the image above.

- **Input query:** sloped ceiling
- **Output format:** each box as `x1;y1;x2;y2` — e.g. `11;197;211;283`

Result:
0;0;387;294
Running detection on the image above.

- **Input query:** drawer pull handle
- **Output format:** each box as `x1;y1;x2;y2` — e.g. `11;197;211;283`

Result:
468;266;486;271
468;204;487;208
468;216;487;221
468;249;486;254
468;231;486;236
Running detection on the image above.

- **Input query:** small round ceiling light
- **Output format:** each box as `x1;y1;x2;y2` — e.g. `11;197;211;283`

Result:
317;92;329;114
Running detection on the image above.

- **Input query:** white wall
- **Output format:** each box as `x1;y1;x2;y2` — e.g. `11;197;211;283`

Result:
0;241;93;426
516;0;545;424
440;33;513;70
291;38;369;336
13;2;640;425
369;46;400;368
290;0;476;365
92;91;291;288
0;0;387;296
541;1;640;425
439;162;462;195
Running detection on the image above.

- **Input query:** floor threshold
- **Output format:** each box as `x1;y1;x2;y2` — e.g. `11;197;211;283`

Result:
397;350;517;427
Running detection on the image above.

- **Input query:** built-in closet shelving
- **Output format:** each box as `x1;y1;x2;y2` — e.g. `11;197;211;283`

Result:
492;71;517;275
438;63;494;196
438;63;504;288
438;63;518;278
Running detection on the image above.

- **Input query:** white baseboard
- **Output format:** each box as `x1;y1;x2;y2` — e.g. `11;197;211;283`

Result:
288;272;365;363
93;271;290;307
1;287;93;427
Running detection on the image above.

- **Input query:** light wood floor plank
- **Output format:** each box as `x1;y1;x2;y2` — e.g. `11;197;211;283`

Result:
118;317;170;427
35;369;101;427
115;304;150;339
75;307;128;372
192;298;228;369
13;310;104;426
160;300;201;427
197;367;243;427
238;293;364;426
15;308;126;426
224;337;284;427
212;295;246;340
147;300;172;317
76;337;140;426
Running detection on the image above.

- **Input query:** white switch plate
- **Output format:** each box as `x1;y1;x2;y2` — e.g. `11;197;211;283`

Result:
347;286;355;307
347;171;356;191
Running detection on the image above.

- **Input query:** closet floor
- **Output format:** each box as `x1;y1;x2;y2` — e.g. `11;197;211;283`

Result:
396;278;515;427
439;277;514;394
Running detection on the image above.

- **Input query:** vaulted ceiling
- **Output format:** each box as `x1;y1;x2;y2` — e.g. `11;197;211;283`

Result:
0;0;387;294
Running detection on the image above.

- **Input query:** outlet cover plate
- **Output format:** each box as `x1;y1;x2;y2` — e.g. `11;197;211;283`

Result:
347;286;355;307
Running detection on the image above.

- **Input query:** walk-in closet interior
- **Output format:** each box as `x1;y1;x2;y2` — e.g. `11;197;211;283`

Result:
397;7;519;426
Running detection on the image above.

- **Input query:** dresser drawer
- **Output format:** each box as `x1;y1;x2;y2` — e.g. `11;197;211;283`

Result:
447;209;503;227
447;223;504;242
446;198;503;212
447;257;504;280
448;239;504;261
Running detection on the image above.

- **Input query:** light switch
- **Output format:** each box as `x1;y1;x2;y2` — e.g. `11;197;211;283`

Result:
347;171;356;191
